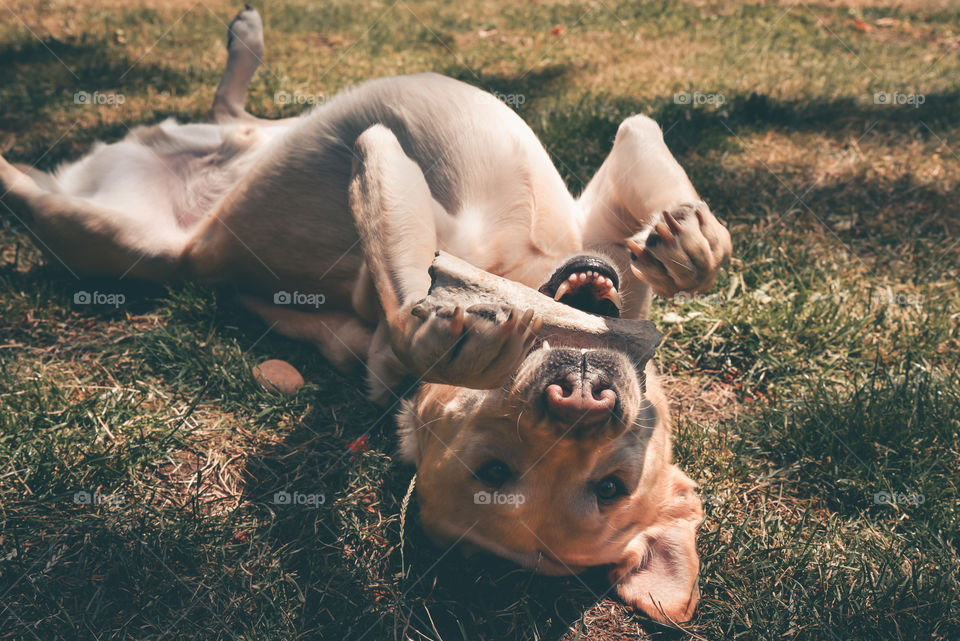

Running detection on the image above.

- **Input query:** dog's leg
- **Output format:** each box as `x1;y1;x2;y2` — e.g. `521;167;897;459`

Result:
349;125;540;390
0;155;187;280
211;5;264;123
577;115;731;315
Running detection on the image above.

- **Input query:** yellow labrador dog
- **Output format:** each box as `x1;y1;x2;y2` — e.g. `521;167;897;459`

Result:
0;6;730;623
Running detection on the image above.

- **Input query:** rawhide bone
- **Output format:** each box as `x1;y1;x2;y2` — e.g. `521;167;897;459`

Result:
417;252;662;365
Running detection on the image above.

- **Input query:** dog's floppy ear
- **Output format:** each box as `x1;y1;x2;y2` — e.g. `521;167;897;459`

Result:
610;465;703;625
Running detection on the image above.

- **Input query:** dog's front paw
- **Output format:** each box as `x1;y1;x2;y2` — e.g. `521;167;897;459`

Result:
626;203;731;299
392;302;541;389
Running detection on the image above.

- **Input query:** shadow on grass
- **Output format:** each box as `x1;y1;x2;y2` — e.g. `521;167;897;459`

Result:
448;64;571;113
748;365;960;514
681;366;960;640
537;90;960;188
0;35;218;164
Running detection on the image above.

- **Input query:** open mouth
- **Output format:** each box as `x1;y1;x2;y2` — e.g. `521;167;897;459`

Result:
538;256;622;318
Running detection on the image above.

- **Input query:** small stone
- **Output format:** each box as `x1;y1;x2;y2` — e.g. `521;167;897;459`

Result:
253;359;304;395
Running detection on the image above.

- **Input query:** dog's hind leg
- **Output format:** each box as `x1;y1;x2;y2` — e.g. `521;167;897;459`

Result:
211;5;265;123
0;155;188;280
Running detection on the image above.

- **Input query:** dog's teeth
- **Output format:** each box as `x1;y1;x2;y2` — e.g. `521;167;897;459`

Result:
553;281;571;301
602;287;623;308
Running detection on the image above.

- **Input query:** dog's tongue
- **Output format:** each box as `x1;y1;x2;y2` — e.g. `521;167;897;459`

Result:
422;252;661;363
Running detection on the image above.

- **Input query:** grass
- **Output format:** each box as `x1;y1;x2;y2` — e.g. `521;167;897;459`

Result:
1;0;959;639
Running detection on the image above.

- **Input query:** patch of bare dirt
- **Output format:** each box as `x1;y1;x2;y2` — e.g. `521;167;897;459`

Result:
664;372;741;425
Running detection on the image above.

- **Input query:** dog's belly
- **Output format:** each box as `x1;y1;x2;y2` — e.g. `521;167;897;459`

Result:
182;73;579;303
55;120;271;228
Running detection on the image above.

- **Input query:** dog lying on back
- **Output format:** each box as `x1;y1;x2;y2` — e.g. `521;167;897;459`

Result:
0;6;730;623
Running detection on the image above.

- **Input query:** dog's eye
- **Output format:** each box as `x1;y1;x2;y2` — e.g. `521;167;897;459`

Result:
595;476;627;502
474;459;512;488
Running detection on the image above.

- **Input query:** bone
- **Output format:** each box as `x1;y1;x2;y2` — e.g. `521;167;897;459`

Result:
418;252;662;364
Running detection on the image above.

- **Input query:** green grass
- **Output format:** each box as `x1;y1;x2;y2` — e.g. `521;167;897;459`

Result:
1;0;959;639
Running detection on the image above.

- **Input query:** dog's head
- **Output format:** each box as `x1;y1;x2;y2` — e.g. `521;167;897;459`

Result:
396;255;703;623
